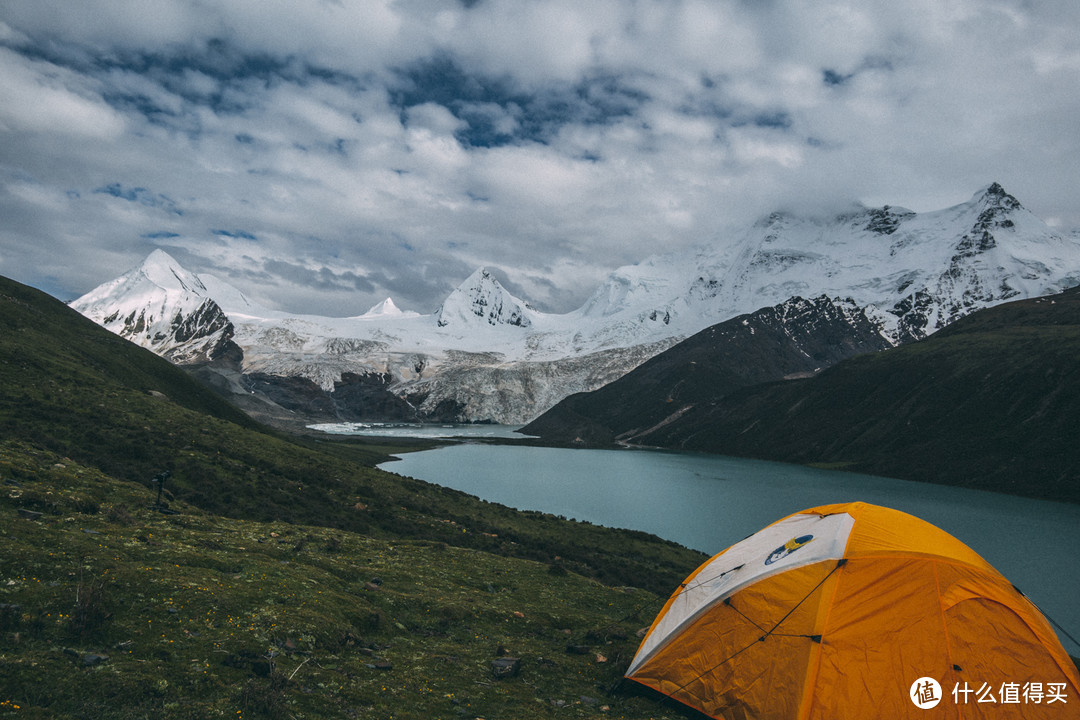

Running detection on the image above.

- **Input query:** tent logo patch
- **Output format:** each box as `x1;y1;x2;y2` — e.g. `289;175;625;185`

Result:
764;535;814;565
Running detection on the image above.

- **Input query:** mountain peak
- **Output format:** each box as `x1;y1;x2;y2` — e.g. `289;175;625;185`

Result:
437;267;533;328
367;297;400;315
139;248;206;294
360;297;419;319
144;247;179;265
70;250;232;363
971;182;1022;211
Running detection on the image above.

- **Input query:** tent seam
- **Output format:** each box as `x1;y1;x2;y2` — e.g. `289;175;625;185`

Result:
795;557;846;720
934;560;964;720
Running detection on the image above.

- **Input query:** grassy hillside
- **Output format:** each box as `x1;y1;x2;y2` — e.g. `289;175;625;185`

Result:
643;288;1080;503
0;275;708;719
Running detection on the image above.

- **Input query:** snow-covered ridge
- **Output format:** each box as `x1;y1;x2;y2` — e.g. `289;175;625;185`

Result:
71;183;1080;423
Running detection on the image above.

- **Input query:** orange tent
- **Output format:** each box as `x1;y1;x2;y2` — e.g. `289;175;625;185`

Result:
625;501;1080;719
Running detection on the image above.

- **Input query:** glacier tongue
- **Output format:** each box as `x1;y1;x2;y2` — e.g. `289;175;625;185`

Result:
70;184;1080;425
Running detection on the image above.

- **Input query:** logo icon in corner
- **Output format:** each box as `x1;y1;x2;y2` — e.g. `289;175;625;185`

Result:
910;677;942;709
764;535;814;565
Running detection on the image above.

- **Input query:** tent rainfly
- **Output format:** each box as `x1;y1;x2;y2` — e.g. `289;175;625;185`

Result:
625;501;1080;719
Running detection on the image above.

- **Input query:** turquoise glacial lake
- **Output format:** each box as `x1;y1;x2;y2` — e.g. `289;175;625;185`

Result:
380;443;1080;655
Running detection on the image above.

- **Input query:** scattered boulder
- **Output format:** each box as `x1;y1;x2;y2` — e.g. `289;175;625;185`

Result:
490;657;521;679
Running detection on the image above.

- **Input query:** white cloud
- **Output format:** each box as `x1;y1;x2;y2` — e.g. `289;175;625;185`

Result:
0;0;1078;315
0;47;125;137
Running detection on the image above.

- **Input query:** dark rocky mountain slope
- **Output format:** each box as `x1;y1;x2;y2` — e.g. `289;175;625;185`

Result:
522;295;894;446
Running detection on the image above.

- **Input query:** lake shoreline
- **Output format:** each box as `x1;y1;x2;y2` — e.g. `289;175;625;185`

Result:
379;442;1080;657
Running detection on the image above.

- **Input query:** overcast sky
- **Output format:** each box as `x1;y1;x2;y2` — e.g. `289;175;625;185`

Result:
2;0;1078;315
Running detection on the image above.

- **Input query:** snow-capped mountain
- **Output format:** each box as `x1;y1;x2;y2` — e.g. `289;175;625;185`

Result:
72;249;237;364
361;297;419;320
71;183;1080;424
437;268;534;328
578;182;1080;345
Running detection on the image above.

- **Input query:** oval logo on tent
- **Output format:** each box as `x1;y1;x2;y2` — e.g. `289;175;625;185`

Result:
764;535;814;565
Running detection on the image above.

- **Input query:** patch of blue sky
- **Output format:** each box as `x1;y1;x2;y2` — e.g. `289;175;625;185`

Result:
128;39;291;86
822;69;853;86
721;109;794;132
99;87;183;125
750;111;793;130
823;57;894;88
212;229;258;240
94;183;180;213
95;183;147;202
391;56;648;148
63;39;323;122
